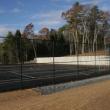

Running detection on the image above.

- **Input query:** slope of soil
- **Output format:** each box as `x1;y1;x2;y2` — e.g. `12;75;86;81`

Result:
0;80;110;110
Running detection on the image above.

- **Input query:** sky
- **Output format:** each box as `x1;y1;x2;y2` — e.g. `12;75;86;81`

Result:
0;0;110;36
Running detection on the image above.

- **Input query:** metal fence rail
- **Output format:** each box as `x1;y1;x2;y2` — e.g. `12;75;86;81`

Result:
0;37;110;92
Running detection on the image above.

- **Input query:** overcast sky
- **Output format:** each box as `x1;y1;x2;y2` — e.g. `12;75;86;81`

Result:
0;0;110;36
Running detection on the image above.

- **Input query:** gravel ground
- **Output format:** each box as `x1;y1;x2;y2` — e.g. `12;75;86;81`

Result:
0;79;110;110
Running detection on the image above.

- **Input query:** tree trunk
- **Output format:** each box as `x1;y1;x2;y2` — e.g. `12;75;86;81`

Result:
93;28;98;52
32;39;37;58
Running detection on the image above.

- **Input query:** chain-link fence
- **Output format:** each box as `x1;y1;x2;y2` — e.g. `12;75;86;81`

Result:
0;37;110;92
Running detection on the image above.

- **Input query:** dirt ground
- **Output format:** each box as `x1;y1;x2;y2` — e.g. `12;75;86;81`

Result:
0;80;110;110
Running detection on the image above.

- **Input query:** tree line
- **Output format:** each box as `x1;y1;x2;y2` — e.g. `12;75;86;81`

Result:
0;2;110;64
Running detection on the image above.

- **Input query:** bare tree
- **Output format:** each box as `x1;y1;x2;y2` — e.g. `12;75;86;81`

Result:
23;23;37;58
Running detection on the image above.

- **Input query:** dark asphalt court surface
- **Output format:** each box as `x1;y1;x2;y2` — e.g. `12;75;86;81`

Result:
0;63;109;92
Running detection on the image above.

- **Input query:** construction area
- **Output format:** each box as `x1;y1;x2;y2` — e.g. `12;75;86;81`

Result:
0;78;110;110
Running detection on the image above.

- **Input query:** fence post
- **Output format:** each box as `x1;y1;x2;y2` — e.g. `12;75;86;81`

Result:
95;43;97;76
20;37;23;89
76;42;79;80
108;44;110;71
52;40;56;91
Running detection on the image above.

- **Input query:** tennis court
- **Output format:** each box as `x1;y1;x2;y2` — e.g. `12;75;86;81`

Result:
0;62;110;92
0;37;110;91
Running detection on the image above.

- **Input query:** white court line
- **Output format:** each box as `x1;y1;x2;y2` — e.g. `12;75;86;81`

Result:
7;68;108;80
0;70;109;84
21;68;94;75
9;71;36;79
35;70;98;80
9;68;99;77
